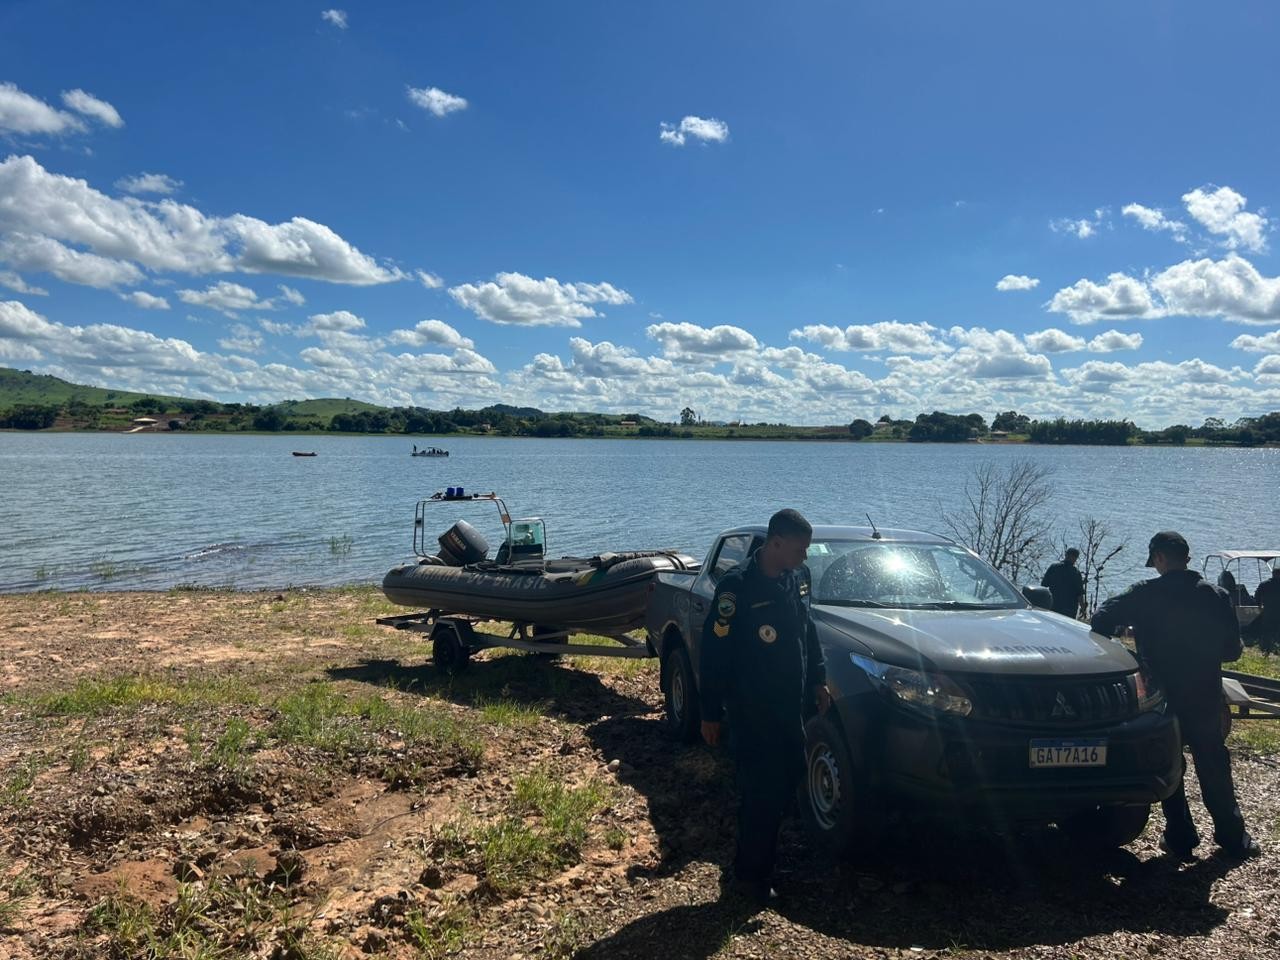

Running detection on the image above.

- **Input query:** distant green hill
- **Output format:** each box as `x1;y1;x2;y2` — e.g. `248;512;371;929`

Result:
0;367;186;408
272;398;387;421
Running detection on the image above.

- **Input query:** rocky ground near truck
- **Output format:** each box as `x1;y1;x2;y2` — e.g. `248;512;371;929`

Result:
1;588;1278;959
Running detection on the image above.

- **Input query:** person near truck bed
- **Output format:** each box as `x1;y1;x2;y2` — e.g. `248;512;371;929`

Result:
1042;548;1086;618
699;508;831;905
1090;531;1261;861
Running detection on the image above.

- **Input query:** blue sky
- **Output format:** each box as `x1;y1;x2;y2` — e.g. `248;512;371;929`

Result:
1;0;1278;426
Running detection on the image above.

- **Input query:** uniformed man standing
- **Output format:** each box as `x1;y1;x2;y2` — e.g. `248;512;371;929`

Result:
699;509;831;905
1091;531;1261;861
1041;548;1086;618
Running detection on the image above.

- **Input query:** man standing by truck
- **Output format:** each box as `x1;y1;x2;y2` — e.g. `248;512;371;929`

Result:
699;508;831;905
1042;548;1086;618
1091;531;1261;861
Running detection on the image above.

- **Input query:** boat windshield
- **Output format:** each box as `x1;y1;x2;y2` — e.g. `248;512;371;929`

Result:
807;540;1026;610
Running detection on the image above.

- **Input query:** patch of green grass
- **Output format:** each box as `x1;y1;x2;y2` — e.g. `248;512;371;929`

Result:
424;771;611;894
211;717;255;773
341;623;376;641
1236;648;1280;680
271;683;483;767
0;859;35;930
1229;722;1280;756
27;674;260;716
0;755;43;810
405;900;474;959
604;826;627;851
544;911;586;960
476;696;546;728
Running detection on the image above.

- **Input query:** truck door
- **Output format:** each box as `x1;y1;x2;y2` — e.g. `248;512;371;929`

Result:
687;534;757;674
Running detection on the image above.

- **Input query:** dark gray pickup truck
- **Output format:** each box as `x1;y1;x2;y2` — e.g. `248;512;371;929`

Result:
645;524;1183;855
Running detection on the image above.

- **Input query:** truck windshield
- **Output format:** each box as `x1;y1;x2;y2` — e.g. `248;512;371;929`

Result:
807;541;1025;610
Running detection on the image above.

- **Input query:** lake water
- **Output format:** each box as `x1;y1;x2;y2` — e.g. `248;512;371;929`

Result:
1;433;1277;595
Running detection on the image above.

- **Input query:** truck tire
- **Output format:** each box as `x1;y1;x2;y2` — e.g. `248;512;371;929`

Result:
1061;802;1150;849
662;645;701;742
802;712;882;859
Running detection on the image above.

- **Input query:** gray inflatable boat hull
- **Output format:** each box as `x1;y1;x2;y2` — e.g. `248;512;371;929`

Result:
382;551;696;633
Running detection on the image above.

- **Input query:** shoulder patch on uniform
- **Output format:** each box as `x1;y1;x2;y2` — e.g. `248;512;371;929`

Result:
712;619;731;638
717;594;737;618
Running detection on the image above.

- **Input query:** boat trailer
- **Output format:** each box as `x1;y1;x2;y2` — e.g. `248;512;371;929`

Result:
374;611;655;670
1222;669;1280;723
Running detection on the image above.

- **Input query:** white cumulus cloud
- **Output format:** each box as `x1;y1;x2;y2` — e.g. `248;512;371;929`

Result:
407;86;468;118
1150;255;1280;325
659;115;730;147
1047;272;1159;323
790;321;947;355
1023;328;1085;353
0;154;403;287
321;9;348;29
278;284;305;305
1121;203;1187;241
0;270;48;296
1087;330;1143;352
1182;185;1268;253
450;272;632;327
1050;209;1108;239
387;319;474;350
0;233;143;288
0;82;85;135
60;89;123;128
1230;330;1280;354
178;281;273;316
646;322;759;360
115;172;183;195
995;274;1040;291
121;290;170;310
416;269;443;289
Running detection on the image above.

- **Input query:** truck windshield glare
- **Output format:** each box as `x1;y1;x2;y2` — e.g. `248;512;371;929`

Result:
808;541;1025;610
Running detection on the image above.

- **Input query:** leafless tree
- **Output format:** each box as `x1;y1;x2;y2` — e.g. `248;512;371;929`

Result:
942;459;1055;584
1061;516;1126;618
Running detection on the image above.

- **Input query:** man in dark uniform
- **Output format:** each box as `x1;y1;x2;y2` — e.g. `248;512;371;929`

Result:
1041;548;1086;618
699;509;831;905
1091;531;1261;861
1250;566;1280;654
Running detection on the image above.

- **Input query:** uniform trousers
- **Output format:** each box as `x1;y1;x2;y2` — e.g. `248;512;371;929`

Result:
730;719;805;883
1161;708;1246;851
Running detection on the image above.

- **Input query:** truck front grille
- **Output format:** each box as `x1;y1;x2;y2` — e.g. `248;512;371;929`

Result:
963;675;1135;726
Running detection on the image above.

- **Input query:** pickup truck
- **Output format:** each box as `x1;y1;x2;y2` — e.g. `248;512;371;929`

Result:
645;524;1183;856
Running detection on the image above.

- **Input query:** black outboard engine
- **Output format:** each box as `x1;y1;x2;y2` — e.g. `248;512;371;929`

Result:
437;520;489;566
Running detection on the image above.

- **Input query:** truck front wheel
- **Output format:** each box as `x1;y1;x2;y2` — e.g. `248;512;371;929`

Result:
802;713;882;859
662;646;701;742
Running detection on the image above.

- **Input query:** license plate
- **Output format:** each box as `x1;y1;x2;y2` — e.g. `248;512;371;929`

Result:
1029;738;1107;768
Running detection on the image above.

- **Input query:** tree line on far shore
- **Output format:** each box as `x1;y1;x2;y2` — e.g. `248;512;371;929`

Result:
2;392;1279;446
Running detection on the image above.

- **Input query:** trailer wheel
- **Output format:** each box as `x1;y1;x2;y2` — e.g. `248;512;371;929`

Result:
662;645;700;742
431;622;470;672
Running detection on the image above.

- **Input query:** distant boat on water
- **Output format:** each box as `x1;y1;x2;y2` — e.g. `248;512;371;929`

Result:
292;451;317;457
411;446;449;457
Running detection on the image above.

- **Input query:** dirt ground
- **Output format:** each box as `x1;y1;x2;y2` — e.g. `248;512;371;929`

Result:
1;588;1278;960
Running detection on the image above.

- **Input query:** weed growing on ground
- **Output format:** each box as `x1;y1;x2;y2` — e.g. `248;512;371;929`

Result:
405;899;474;959
0;755;43;810
544;911;587;960
30;674;259;716
271;682;484;768
67;736;91;773
476;696;547;728
604;826;628;851
1230;722;1280;757
512;771;610;858
212;717;255;774
0;859;35;930
183;719;204;763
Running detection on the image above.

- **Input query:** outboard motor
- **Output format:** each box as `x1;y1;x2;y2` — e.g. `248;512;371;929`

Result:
437;520;489;566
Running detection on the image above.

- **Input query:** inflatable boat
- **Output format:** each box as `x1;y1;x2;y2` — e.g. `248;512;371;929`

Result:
382;514;696;633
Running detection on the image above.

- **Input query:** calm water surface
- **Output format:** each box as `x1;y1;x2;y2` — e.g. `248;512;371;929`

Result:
1;433;1277;594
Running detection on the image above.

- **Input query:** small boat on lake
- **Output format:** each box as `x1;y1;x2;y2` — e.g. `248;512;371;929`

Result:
292;451;317;457
412;445;449;457
382;491;694;632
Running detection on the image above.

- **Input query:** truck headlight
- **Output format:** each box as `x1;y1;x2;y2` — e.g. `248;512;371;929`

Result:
851;654;973;717
1129;669;1165;713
